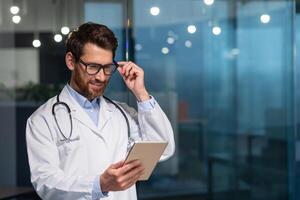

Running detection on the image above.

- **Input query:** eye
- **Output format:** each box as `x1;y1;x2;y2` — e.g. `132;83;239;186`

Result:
88;64;100;69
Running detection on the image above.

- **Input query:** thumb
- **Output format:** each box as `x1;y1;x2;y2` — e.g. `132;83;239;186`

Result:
117;66;122;73
117;66;125;76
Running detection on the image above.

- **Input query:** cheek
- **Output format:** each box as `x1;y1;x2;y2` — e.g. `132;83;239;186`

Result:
74;69;89;86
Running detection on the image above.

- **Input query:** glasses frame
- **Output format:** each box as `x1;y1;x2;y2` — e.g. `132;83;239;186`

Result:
79;58;119;76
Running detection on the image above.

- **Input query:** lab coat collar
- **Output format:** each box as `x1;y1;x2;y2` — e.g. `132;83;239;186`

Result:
58;85;113;135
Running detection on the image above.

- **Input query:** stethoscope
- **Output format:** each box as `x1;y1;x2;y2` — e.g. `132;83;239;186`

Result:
52;91;135;152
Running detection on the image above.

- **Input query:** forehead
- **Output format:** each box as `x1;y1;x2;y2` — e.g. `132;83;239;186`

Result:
81;43;113;63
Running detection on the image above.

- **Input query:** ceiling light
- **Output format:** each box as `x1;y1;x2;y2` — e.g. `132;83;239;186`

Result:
167;37;175;44
135;44;143;51
12;15;21;24
260;14;271;24
187;25;197;34
54;34;63;43
10;6;20;14
150;6;160;16
162;47;169;54
212;26;221;35
185;40;192;48
61;26;70;35
32;39;41;48
203;0;214;6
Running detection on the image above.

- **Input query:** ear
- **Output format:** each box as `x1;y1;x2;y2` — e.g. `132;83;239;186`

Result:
65;52;76;71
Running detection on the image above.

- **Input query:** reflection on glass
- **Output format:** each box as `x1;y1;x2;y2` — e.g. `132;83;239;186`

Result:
134;0;294;199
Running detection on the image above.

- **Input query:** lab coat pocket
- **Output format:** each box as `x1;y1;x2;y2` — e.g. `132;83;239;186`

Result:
56;129;81;157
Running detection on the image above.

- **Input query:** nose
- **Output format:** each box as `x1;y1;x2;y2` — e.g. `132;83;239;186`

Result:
94;68;107;81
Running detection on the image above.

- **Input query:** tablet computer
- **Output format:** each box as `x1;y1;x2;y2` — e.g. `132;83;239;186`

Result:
124;141;168;181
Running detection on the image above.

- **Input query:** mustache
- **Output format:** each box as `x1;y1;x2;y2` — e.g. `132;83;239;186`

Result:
89;80;107;85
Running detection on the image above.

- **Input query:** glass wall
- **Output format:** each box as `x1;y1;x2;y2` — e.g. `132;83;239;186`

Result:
133;0;294;199
0;0;298;200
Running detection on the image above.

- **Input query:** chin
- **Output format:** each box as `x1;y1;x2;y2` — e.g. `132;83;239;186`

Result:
88;88;104;98
87;82;108;98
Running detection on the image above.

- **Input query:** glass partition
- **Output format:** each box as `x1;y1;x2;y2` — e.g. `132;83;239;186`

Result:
0;0;298;200
132;0;294;199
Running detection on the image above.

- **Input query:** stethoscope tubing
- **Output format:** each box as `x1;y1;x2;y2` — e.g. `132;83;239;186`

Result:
52;92;131;144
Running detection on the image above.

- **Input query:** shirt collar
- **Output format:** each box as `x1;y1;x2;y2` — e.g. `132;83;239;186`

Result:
66;84;100;109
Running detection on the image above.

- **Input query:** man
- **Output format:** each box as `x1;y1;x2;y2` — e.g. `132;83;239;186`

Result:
26;22;175;200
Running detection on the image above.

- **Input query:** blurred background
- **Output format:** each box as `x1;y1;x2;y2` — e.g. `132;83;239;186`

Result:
0;0;300;199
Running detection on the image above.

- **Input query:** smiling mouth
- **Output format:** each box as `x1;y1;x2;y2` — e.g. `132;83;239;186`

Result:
90;82;102;86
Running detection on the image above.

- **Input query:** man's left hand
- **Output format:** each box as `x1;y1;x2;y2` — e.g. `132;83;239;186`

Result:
117;61;150;101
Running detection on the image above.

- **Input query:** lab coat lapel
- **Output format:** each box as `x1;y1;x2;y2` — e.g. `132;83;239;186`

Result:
58;86;100;134
97;96;113;132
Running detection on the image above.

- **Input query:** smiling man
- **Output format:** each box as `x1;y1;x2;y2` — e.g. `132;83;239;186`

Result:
26;22;175;200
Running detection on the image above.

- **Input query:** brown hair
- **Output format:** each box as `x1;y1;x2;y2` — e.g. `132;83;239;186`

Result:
66;22;118;61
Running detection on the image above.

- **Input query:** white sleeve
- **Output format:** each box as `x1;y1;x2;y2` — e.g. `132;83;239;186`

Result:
119;96;175;161
26;115;96;200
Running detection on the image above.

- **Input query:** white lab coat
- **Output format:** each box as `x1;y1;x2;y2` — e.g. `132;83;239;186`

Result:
26;85;175;200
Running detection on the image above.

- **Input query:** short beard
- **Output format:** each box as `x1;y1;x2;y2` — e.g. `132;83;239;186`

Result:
72;66;108;100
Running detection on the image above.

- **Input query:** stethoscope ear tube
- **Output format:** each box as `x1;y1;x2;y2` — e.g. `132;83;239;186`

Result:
52;94;73;141
52;101;71;115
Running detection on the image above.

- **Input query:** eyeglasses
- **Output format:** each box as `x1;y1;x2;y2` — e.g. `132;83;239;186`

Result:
79;59;118;76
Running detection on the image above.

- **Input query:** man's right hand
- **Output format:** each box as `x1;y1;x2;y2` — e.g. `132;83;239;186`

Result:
100;160;144;192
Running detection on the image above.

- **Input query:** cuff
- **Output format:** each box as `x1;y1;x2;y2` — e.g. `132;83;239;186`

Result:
137;95;156;112
92;175;109;200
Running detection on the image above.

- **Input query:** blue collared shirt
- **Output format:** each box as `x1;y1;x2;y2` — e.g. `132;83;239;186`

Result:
67;85;100;126
66;84;156;199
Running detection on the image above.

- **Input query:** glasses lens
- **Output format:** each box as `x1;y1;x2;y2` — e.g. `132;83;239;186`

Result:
103;64;117;75
85;63;117;75
86;65;100;75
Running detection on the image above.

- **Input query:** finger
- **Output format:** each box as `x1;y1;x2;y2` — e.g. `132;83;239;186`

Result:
117;61;129;66
117;65;123;73
120;61;131;68
110;160;125;169
117;67;123;77
120;160;142;175
117;160;142;175
128;67;139;80
118;61;141;68
121;169;144;189
118;61;141;74
124;64;133;77
120;165;144;183
118;62;131;76
117;67;130;81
